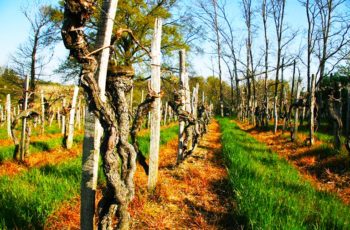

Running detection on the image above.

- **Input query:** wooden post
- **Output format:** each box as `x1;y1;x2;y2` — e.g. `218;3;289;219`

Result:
49;108;55;127
77;98;81;130
57;108;61;129
61;98;66;135
192;83;199;150
148;18;163;191
129;86;134;115
292;77;301;142
163;101;168;125
202;91;205;105
347;85;350;136
177;49;189;164
0;105;3;123
40;90;45;134
6;94;11;138
66;86;79;149
309;74;316;145
141;90;144;102
288;60;296;128
81;1;118;229
20;75;30;160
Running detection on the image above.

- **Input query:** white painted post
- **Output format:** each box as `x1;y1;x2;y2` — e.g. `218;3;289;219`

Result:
6;94;11;138
20;75;30;160
49;108;55;127
41;90;45;134
81;1;118;229
61;98;66;135
148;18;163;191
192;84;199;150
130;86;134;115
76;97;81;130
0;105;3;123
66;86;79;149
163;101;168;125
292;78;301;141
177;49;189;163
57;108;61;129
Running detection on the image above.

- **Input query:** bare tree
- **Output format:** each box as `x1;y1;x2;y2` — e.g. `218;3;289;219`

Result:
217;1;241;116
213;0;224;116
262;0;270;127
242;0;256;123
11;2;59;94
196;0;224;116
314;0;350;85
271;0;286;134
299;0;318;92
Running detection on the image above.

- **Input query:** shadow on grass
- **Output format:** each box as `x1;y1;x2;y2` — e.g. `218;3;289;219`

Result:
182;177;248;229
289;145;338;161
30;141;52;152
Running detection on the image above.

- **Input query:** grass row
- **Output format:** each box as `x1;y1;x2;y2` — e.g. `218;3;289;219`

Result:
0;123;63;140
0;134;84;162
0;125;179;229
218;118;350;229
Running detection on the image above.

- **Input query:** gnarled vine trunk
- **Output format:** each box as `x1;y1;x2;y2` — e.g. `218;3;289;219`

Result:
61;1;137;229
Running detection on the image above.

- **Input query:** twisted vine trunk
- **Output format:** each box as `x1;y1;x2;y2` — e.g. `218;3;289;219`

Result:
62;1;137;229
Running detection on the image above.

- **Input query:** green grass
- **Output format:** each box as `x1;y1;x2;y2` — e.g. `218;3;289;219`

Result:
0;157;81;229
0;125;179;229
0;122;62;140
137;124;179;158
218;118;350;230
0;134;84;162
294;121;346;143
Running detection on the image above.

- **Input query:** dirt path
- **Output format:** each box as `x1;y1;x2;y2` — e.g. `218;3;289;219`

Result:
45;120;238;229
236;121;350;204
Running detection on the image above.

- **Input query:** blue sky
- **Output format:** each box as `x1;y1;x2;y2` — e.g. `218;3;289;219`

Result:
0;0;307;83
0;0;31;67
0;0;66;81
